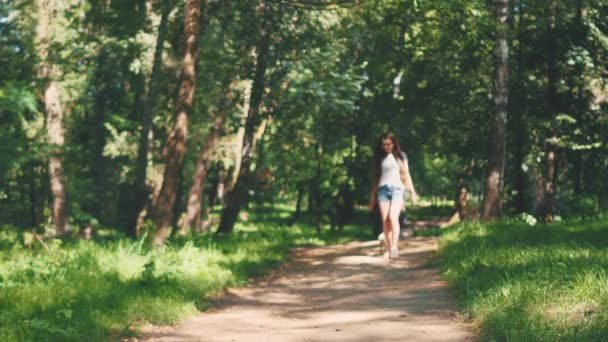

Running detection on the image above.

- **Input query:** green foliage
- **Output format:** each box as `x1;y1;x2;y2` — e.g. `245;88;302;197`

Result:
0;207;368;341
0;0;607;336
0;82;40;178
0;80;45;227
2;0;606;229
439;216;608;341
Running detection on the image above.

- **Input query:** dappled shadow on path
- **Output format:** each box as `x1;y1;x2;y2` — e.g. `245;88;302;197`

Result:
144;237;474;342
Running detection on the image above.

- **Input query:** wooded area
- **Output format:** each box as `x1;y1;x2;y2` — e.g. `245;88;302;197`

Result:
1;0;607;340
1;0;606;239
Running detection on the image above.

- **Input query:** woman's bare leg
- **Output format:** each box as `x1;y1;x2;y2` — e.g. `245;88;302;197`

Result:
389;199;404;255
378;201;392;252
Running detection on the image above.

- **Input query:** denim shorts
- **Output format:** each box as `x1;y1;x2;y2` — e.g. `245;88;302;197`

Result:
377;185;406;203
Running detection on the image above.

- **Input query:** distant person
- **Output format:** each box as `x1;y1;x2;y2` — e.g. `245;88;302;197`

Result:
370;132;419;259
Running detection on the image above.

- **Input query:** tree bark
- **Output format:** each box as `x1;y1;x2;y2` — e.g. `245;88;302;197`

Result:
178;78;233;235
512;0;527;214
152;0;201;245
228;80;252;191
512;135;527;213
46;63;68;235
216;4;273;234
307;188;314;215
171;161;185;230
28;168;39;227
312;145;323;234
573;152;584;194
455;159;475;220
36;0;69;235
572;0;585;197
543;0;558;223
129;0;172;238
291;182;305;224
534;170;545;215
481;0;510;220
89;47;111;219
178;124;218;235
215;166;228;206
543;146;557;222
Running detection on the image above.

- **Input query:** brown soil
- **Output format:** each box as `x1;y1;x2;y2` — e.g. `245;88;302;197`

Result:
142;228;475;342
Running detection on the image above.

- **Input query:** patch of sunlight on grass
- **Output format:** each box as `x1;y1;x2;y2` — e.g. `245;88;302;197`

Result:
0;205;369;341
439;217;608;341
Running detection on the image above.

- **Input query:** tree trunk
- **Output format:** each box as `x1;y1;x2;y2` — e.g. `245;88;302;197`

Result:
36;0;68;235
572;0;586;197
481;0;510;220
313;146;323;234
573;152;584;194
227;80;252;192
129;0;172;238
28;165;44;227
171;162;185;231
291;182;305;224
512;137;527;213
215;166;228;206
89;47;110;220
216;4;273;234
178;127;217;235
152;0;201;245
534;169;545;215
178;79;233;235
543;146;557;222
512;0;527;214
307;188;314;215
543;0;558;223
455;159;475;220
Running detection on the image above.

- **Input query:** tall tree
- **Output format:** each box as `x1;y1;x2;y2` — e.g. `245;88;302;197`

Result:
216;2;274;234
152;0;202;245
129;0;173;237
36;0;68;235
543;0;558;223
482;0;510;219
510;0;528;214
228;81;252;192
178;77;234;235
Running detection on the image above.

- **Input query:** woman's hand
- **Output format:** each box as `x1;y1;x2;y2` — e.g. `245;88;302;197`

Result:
410;191;420;204
369;186;377;210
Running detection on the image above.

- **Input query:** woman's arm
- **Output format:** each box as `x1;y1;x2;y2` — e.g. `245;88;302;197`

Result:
369;184;378;209
399;159;420;203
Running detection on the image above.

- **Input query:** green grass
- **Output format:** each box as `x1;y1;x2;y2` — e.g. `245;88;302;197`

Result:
438;214;608;341
0;206;370;341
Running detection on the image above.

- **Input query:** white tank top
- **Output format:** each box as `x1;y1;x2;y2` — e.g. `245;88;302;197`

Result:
379;153;405;188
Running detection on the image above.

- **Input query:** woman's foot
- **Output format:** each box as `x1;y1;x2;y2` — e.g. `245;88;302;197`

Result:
390;248;399;259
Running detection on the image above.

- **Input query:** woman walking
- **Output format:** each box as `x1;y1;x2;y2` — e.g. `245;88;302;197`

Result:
370;132;419;258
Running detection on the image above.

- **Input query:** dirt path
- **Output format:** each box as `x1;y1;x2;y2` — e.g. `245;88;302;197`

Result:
143;233;474;342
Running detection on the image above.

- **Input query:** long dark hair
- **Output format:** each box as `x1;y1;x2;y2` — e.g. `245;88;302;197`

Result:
371;132;405;184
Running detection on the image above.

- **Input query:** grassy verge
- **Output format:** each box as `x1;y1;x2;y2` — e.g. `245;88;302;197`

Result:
438;215;608;341
0;206;370;341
